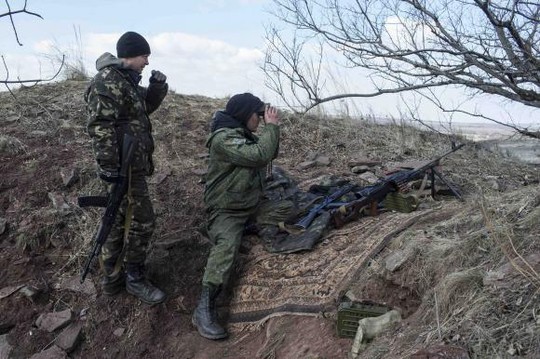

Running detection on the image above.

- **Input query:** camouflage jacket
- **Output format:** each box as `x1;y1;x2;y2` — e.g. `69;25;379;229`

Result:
204;115;280;211
84;52;168;176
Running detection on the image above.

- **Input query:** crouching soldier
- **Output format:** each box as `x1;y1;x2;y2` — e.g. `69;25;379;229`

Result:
84;31;168;305
193;93;294;339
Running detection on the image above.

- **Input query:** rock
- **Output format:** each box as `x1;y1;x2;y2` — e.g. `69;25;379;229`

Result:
29;130;48;138
486;177;502;191
348;159;382;167
306;151;319;161
55;276;97;298
47;192;70;211
298;160;317;170
29;345;67;359
35;309;73;333
357;171;379;184
385;242;418;272
190;168;207;176
60;167;79;188
113;327;125;337
315;155;331;166
6;115;19;123
55;322;83;353
149;168;172;184
0;285;24;299
0;334;13;359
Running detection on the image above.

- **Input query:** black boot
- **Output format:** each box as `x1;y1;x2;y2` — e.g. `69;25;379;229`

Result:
126;263;167;305
192;285;228;340
100;260;125;296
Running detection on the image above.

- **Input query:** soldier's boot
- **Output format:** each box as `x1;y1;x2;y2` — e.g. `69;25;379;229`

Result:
192;285;228;340
125;263;167;305
100;260;125;296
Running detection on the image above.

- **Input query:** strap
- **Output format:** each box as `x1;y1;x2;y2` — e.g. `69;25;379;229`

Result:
78;195;108;208
99;167;134;277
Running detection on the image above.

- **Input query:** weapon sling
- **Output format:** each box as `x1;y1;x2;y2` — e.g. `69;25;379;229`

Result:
99;167;134;279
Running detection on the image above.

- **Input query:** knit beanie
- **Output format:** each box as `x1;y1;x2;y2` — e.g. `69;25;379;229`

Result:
116;31;151;58
225;93;265;124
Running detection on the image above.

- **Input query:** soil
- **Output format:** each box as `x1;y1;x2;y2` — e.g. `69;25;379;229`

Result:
1;80;539;359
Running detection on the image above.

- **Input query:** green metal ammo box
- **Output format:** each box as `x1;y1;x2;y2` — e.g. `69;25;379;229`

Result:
336;301;390;338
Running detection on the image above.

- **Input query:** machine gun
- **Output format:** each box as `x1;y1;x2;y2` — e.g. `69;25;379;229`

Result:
293;143;464;230
78;134;138;283
331;143;465;228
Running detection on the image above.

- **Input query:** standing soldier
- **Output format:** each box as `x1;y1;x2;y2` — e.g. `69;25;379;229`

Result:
84;31;168;305
192;93;293;339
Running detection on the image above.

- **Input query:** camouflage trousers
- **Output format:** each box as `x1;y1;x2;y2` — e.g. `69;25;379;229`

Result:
202;198;294;287
100;175;156;268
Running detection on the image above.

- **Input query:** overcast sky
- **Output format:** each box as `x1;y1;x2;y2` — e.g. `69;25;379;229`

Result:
1;0;271;98
1;0;538;127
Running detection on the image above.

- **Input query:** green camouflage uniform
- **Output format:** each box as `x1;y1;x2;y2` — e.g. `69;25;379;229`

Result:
84;52;167;266
202;120;293;287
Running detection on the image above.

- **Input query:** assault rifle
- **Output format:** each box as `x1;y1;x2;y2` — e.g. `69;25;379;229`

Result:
332;143;465;228
294;183;356;229
78;134;138;283
293;143;464;230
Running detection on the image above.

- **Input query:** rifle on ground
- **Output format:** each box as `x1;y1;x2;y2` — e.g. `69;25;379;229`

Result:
78;134;138;283
294;183;356;229
332;143;465;228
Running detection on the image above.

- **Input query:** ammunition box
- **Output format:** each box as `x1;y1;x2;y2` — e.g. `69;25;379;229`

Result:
336;301;390;338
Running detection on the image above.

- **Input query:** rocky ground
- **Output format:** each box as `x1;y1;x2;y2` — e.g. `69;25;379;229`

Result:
0;80;539;359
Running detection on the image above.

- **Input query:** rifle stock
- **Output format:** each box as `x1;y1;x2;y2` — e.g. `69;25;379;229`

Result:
331;181;396;228
80;134;138;283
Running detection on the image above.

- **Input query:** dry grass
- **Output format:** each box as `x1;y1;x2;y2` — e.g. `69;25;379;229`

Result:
2;81;539;358
387;185;540;358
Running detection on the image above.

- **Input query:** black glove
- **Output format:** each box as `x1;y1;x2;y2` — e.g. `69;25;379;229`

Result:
98;167;121;183
149;70;167;84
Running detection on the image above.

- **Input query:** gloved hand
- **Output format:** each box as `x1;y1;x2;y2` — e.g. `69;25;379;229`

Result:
98;167;121;183
149;70;167;84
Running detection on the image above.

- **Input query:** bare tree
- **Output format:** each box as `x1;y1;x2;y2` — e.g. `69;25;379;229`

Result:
1;0;64;91
264;0;540;138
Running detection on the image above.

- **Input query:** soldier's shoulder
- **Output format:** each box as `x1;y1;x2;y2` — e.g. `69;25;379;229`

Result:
90;68;127;96
93;67;123;84
215;128;245;139
206;128;244;147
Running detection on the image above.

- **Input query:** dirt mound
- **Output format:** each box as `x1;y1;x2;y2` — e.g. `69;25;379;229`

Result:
0;80;539;359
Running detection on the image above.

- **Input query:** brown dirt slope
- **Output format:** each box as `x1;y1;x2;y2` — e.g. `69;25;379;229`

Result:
0;80;539;359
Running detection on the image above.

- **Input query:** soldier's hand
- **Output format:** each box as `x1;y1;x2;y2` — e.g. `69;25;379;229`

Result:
149;70;167;84
264;106;279;125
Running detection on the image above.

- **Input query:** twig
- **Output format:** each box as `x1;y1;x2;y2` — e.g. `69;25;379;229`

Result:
1;0;43;46
434;291;442;340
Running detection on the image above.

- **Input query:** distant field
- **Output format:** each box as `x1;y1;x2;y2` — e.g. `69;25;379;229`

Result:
417;120;540;165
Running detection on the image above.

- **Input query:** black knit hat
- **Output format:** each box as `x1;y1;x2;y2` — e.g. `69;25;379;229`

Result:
225;93;265;124
116;31;151;58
